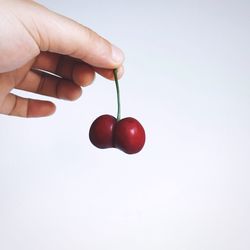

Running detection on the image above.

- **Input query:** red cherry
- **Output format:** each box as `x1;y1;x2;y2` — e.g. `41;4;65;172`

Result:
89;114;116;149
89;69;146;154
114;117;146;154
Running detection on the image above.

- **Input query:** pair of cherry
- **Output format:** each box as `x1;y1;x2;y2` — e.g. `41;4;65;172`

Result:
89;69;145;154
89;115;145;154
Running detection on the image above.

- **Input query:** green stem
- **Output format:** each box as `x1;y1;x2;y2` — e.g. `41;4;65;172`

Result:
113;68;121;121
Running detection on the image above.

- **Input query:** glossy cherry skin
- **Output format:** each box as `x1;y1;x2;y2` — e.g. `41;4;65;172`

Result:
89;114;116;149
114;117;146;154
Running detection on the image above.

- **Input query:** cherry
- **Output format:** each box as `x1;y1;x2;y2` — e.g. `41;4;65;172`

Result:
89;115;145;154
114;117;145;154
89;114;116;148
89;69;146;154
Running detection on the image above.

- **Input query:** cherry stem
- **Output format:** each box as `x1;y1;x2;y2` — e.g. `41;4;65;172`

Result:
113;68;121;121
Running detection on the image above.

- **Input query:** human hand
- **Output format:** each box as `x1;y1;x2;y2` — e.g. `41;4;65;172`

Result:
0;0;124;118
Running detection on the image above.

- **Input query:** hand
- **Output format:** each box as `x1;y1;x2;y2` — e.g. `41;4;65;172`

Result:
0;0;124;118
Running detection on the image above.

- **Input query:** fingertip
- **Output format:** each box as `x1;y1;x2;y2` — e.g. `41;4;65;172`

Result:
57;80;82;101
111;44;125;66
93;65;124;80
27;100;56;118
48;102;56;116
116;65;124;79
73;63;95;87
68;86;82;101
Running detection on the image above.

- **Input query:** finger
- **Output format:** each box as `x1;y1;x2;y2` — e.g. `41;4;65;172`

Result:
94;65;124;80
33;52;61;74
33;52;95;86
17;70;82;101
33;52;123;85
0;93;55;118
72;63;95;87
32;2;125;68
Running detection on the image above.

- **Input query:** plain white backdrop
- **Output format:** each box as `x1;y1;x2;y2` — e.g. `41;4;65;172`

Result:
0;0;250;249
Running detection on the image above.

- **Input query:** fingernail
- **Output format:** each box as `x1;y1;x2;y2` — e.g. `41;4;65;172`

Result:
111;44;125;64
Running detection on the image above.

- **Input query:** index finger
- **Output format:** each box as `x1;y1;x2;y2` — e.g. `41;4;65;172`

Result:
30;2;125;69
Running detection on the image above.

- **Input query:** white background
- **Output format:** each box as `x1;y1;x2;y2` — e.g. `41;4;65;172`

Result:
0;0;250;249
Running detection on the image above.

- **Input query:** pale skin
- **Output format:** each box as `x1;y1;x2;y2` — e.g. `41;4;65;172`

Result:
0;0;124;117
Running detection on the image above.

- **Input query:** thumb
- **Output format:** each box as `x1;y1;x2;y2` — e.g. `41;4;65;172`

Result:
31;2;125;69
